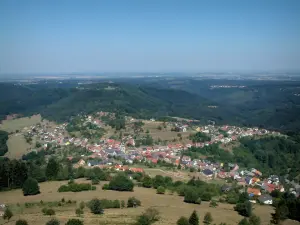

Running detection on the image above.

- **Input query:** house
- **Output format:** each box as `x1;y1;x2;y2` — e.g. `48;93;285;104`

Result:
202;169;214;178
258;195;273;205
247;187;261;196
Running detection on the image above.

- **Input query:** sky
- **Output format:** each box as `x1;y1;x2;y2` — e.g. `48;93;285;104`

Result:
0;0;300;74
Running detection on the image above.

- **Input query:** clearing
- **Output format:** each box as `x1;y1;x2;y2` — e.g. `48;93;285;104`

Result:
0;114;42;133
5;133;32;159
0;179;298;225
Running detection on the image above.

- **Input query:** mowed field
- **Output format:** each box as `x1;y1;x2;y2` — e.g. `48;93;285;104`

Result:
0;114;41;132
5;134;32;159
0;115;41;159
142;121;194;143
1;179;299;225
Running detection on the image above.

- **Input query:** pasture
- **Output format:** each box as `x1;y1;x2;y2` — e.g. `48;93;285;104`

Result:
5;133;32;159
0;179;298;225
0;114;41;132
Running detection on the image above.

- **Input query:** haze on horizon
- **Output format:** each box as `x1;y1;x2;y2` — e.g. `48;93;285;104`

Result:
0;0;300;75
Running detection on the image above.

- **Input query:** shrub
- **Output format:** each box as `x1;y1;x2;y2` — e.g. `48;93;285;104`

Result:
58;182;95;192
61;198;65;202
176;216;190;225
91;178;100;185
121;200;125;208
127;197;141;208
156;186;165;194
46;218;60;225
184;187;201;204
75;208;83;217
142;175;152;188
203;212;213;225
79;201;85;210
88;198;104;214
65;219;84;225
135;208;160;225
15;219;28;225
42;208;55;216
201;192;212;201
209;200;218;208
102;184;109;190
113;200;121;208
234;201;252;217
3;208;13;221
22;177;40;196
108;173;134;191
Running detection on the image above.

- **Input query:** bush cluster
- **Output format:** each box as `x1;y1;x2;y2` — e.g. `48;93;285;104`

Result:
58;182;96;192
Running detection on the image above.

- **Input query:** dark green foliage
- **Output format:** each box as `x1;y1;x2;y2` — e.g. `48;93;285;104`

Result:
88;198;104;214
176;216;190;225
127;197;141;208
58;182;95;192
91;178;100;185
189;210;199;225
3;208;13;221
102;184;109;190
22;177;40;196
65;219;84;225
46;158;59;180
201;192;212;201
234;201;252;217
156;186;165;194
152;175;165;189
108;173;134;191
0;158;28;191
46;218;60;225
203;212;213;225
184;187;201;204
249;214;261;225
238;218;250;225
142;175;152;188
0;130;9;156
189;132;211;143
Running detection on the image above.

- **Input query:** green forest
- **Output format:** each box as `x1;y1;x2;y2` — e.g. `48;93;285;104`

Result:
1;80;300;132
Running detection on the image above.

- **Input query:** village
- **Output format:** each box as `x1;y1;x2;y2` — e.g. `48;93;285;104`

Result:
19;112;300;205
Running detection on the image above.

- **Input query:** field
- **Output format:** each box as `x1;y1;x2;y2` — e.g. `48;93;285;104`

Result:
0;114;41;132
0;179;299;225
142;121;194;143
5;133;32;159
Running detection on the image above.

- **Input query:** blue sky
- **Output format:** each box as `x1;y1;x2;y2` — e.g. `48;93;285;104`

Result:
0;0;300;74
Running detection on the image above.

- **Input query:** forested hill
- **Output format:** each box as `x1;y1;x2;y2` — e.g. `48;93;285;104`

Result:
0;81;300;132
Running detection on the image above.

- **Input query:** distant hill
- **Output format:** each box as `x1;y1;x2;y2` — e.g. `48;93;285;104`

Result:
1;80;300;132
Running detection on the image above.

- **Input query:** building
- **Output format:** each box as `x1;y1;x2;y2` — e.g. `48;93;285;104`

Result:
258;195;273;205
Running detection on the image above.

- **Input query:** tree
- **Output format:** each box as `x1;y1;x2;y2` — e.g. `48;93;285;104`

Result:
3;208;13;221
184;187;200;204
108;173;134;191
65;219;84;225
46;218;60;225
88;198;104;214
22;177;40;196
238;218;250;225
156;186;165;194
75;208;83;217
234;201;252;217
189;210;199;225
271;204;289;224
142;175;152;188
238;192;249;203
249;214;261;225
46;158;59;180
152;175;165;189
176;216;190;225
203;212;213;225
15;219;28;225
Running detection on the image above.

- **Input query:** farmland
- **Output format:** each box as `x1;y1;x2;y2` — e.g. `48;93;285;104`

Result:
0;179;299;225
0;114;42;133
